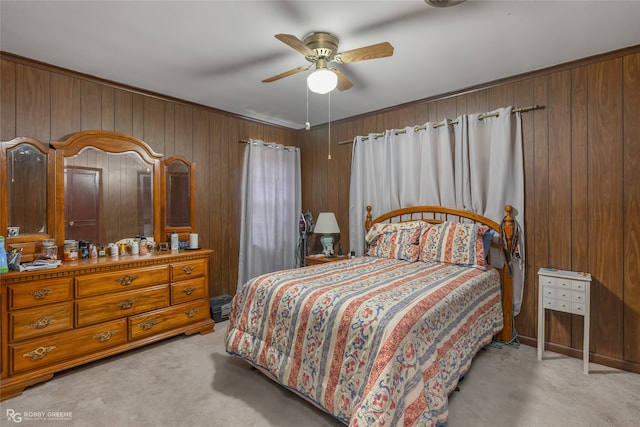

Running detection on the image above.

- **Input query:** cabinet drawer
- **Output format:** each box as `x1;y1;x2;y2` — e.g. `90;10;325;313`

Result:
129;299;210;340
171;276;207;305
572;302;586;315
10;319;127;375
171;259;206;282
9;302;74;342
76;285;170;327
542;286;556;298
8;278;74;309
571;291;586;303
76;265;169;297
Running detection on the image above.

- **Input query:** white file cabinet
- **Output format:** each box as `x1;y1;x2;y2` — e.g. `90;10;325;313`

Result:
537;268;592;374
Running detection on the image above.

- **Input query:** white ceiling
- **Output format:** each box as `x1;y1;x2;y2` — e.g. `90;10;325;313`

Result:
1;1;639;129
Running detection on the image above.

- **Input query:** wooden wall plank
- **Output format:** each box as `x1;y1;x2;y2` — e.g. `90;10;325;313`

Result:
114;89;133;135
1;59;16;140
623;52;640;363
570;65;589;350
80;80;101;130
142;96;165;155
588;58;624;359
101;86;115;131
16;64;50;142
51;73;80;139
547;70;573;347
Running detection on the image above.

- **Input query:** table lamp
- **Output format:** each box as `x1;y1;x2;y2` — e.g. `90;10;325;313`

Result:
314;212;340;257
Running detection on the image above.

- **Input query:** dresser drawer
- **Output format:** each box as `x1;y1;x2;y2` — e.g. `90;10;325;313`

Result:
7;278;74;309
10;319;127;375
171;259;206;282
76;265;169;297
128;299;210;341
9;302;74;342
171;276;207;305
76;285;170;327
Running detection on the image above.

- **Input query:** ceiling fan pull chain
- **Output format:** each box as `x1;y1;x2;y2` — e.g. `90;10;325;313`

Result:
305;85;310;130
328;91;332;160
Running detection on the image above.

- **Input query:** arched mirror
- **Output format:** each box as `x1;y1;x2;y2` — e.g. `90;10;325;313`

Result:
51;130;162;248
0;137;55;244
162;156;196;240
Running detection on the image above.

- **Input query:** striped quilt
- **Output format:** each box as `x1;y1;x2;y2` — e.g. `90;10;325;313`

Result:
225;257;503;426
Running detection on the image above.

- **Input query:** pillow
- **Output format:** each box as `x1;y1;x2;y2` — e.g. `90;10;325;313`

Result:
365;221;426;262
418;221;489;270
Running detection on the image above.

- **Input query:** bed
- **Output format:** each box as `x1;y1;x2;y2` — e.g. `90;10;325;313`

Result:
225;205;515;426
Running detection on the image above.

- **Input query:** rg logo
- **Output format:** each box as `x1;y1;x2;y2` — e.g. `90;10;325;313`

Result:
6;409;22;423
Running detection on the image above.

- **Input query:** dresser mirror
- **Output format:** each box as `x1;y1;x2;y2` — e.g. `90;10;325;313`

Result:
0;137;55;243
162;155;196;239
51;130;162;248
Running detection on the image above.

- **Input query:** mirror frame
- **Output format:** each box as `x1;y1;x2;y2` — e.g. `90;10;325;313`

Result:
161;155;196;241
51;130;163;248
0;136;56;245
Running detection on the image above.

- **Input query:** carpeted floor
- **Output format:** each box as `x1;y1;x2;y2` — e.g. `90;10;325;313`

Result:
1;324;638;426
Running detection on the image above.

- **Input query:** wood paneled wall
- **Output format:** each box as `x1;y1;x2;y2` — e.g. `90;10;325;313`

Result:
2;45;638;372
298;46;640;372
0;53;298;299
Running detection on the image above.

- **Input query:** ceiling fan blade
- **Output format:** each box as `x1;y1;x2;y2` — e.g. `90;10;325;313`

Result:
275;34;316;57
331;68;353;91
262;65;310;83
334;42;394;64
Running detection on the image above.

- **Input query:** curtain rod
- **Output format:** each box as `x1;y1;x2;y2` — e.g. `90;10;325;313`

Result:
337;104;545;145
238;139;298;152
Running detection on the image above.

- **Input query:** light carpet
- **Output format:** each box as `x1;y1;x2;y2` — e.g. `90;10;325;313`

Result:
1;324;638;427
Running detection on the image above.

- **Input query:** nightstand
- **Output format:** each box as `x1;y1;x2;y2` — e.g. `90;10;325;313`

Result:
537;268;592;374
305;255;348;266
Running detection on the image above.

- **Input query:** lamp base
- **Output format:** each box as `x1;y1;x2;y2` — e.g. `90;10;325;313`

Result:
320;235;334;257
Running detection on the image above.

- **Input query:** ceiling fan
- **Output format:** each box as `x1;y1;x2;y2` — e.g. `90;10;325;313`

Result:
262;32;394;93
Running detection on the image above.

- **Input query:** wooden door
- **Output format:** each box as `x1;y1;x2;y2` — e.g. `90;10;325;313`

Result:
65;167;102;243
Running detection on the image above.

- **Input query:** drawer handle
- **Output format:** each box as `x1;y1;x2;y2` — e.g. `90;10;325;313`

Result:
94;329;119;342
184;307;199;318
23;346;56;361
182;266;195;275
183;286;196;295
30;288;53;299
116;299;137;310
30;317;51;329
138;320;159;331
116;275;139;286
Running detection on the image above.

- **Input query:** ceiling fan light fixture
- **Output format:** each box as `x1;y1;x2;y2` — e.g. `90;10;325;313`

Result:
307;69;337;94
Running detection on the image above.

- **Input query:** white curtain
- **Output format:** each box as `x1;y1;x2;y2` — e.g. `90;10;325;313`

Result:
237;140;301;292
349;106;525;315
349;122;457;253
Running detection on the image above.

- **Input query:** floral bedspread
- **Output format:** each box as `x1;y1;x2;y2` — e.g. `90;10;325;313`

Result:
225;257;503;426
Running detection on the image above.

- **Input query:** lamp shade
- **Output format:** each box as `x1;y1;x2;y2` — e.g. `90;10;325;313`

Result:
307;69;338;94
314;212;340;234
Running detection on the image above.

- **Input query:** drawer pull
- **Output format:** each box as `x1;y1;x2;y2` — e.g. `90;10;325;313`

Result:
30;317;52;329
138;320;159;331
182;266;195;275
94;329;119;342
183;286;196;295
116;299;137;310
116;275;139;286
23;346;56;361
30;288;53;299
184;307;199;318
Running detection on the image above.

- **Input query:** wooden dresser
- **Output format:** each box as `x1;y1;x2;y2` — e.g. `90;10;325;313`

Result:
0;249;214;400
